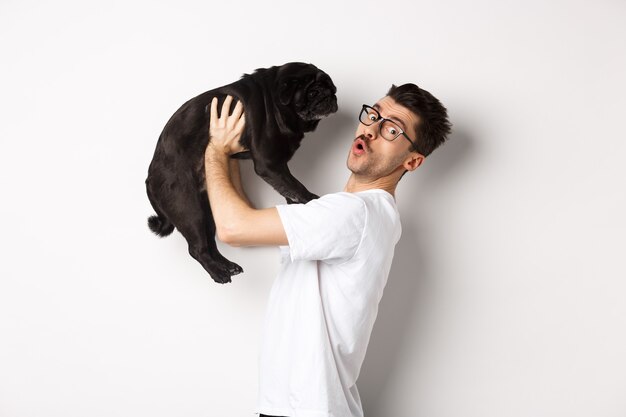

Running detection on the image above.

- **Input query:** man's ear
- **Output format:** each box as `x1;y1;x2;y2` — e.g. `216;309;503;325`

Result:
278;78;298;106
404;153;424;172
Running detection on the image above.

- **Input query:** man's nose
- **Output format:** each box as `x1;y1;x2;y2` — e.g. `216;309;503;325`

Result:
363;120;381;140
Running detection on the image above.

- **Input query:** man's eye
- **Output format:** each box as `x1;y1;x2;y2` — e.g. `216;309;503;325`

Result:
387;126;397;135
367;113;377;121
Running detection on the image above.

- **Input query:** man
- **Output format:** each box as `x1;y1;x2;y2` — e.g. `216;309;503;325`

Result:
205;83;452;417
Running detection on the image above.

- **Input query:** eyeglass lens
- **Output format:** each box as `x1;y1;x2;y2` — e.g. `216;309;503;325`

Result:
359;107;402;141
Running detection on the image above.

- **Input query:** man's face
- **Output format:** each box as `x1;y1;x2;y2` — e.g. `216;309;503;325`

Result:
347;95;421;178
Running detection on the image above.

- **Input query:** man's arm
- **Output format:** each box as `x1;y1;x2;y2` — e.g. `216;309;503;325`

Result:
205;147;288;247
228;157;252;207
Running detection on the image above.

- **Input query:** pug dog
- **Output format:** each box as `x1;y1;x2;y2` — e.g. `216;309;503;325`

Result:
145;62;338;284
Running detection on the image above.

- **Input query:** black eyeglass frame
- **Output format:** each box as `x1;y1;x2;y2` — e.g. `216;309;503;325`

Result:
359;104;419;153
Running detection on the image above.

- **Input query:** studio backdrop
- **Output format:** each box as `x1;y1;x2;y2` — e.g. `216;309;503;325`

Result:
1;1;625;416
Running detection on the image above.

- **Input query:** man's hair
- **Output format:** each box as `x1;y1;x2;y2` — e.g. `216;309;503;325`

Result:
387;83;452;157
386;83;452;182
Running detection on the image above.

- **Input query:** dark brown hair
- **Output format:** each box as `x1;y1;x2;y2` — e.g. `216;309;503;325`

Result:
387;83;452;157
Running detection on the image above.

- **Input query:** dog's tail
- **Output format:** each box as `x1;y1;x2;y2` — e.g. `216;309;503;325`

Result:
145;175;175;238
147;214;175;237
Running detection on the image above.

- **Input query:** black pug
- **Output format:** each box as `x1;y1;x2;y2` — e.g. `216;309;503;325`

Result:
145;62;338;284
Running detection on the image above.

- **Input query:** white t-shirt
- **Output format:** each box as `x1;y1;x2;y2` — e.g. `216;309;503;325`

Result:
254;189;402;417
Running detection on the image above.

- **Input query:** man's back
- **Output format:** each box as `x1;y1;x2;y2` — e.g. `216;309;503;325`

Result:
255;189;401;417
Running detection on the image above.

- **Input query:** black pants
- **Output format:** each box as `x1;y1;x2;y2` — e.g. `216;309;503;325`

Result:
260;414;287;417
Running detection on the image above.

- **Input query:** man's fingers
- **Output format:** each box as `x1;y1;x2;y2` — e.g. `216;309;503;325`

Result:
235;113;245;132
210;97;218;127
228;101;244;128
222;95;233;120
231;99;244;120
234;114;247;152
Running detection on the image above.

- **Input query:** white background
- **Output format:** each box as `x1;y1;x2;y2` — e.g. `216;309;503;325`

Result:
1;1;625;416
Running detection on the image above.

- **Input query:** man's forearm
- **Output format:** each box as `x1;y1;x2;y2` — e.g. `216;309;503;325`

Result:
228;157;252;207
205;148;253;241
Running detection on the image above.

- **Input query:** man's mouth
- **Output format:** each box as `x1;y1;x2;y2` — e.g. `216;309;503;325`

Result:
353;136;368;155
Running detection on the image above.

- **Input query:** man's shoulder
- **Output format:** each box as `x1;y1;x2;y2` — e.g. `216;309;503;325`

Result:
320;190;364;200
316;191;367;209
276;191;365;215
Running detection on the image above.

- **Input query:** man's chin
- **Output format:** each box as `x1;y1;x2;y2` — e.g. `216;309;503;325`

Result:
346;159;367;175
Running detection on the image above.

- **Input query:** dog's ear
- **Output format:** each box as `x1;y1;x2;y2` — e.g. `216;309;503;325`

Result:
278;77;299;106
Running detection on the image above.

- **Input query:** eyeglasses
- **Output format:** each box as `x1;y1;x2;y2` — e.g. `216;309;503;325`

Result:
358;104;418;153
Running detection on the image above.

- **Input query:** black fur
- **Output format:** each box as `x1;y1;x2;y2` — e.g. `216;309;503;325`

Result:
145;62;338;284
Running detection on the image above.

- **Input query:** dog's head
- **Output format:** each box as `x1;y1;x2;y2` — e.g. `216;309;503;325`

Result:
275;62;338;123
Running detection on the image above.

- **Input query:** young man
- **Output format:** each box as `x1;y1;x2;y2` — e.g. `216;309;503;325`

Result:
205;83;452;417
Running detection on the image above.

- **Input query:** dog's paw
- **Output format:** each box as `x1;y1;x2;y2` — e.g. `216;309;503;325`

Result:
222;259;244;276
214;253;243;275
285;191;319;205
208;259;243;284
207;267;231;284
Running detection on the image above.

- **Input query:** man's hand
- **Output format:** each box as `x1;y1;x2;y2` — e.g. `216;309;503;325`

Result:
207;95;248;156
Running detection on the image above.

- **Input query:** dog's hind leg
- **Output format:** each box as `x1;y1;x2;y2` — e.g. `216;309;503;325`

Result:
197;188;244;278
171;180;243;284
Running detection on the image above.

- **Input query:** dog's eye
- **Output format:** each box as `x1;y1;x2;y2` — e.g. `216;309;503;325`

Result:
308;91;318;98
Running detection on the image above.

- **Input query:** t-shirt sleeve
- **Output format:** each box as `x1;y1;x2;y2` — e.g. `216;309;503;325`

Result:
275;192;367;265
